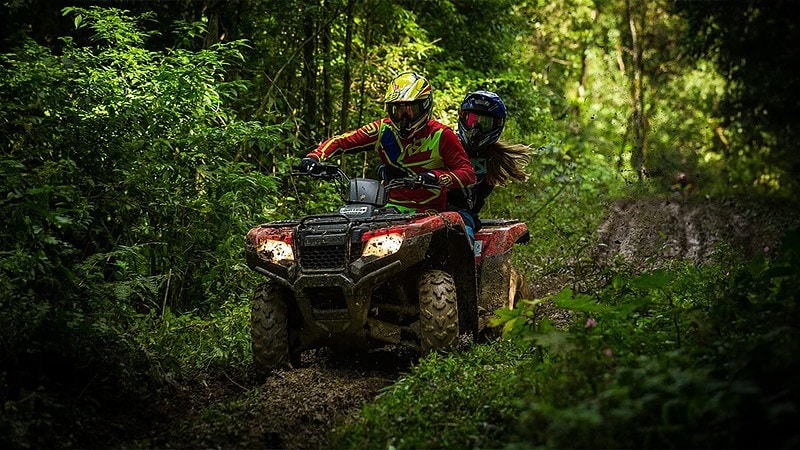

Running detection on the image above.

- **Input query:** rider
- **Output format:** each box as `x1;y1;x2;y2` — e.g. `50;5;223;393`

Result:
299;72;476;213
448;90;531;238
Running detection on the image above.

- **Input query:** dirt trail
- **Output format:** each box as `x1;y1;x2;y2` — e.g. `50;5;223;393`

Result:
596;196;796;267
147;195;798;449
156;349;414;449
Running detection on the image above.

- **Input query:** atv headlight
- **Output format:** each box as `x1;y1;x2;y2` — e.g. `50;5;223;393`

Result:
362;232;404;258
258;239;295;265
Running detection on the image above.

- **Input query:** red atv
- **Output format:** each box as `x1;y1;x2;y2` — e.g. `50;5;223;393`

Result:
244;162;529;373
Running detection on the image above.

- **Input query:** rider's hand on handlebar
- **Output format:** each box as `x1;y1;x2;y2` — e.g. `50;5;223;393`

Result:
415;171;438;188
299;156;319;174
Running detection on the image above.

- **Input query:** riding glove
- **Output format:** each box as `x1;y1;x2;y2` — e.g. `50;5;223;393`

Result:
299;157;318;174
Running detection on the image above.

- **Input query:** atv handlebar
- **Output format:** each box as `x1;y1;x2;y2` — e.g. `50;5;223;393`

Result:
293;161;440;191
291;162;343;180
383;177;440;191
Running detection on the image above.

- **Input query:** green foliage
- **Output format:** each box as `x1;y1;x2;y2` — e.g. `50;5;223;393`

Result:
1;6;287;315
508;236;800;448
675;0;800;195
484;140;624;280
0;8;289;447
332;342;536;449
340;231;800;449
129;300;253;375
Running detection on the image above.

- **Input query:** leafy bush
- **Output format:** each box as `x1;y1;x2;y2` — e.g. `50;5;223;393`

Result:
512;231;798;448
335;230;800;449
0;8;314;447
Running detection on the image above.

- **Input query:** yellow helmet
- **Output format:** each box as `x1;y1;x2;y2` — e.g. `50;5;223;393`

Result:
384;72;433;138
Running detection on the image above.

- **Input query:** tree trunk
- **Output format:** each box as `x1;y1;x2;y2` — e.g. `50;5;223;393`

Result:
340;0;355;133
626;0;647;180
577;8;599;101
203;1;221;48
322;0;333;137
302;6;317;143
357;23;373;177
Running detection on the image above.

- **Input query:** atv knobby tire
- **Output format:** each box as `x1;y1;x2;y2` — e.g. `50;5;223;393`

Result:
251;284;290;373
418;270;459;353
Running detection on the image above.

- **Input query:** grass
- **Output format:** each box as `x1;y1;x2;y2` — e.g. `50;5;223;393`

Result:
331;341;539;449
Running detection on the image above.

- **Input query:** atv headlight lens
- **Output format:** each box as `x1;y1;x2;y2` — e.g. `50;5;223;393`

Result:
258;239;295;265
362;232;404;258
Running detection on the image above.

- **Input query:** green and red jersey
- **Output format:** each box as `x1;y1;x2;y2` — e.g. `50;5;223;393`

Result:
308;118;476;212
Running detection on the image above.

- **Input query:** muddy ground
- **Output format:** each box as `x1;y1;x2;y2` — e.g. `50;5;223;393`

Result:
138;195;798;449
151;350;414;449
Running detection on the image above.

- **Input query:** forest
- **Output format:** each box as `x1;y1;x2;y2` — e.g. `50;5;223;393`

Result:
1;0;799;448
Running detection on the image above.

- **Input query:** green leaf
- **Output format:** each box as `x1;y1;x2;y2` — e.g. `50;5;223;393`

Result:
53;215;73;226
630;270;674;291
502;317;521;335
553;287;612;313
532;330;575;354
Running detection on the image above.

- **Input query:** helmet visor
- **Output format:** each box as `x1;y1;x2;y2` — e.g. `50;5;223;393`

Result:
388;101;426;122
463;111;496;132
463;111;495;133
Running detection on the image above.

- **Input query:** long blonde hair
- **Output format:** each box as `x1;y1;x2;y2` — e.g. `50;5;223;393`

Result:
481;141;531;186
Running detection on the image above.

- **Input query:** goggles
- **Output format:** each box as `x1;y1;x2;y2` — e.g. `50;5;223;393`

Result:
388;101;425;121
462;111;497;132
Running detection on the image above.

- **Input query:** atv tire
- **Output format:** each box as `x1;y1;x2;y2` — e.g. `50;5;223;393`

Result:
418;270;459;354
251;283;290;374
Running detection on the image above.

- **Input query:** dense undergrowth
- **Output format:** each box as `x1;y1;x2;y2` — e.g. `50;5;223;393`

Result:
332;228;800;449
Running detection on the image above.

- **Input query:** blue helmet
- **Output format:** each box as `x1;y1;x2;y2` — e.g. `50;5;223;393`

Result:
456;90;507;151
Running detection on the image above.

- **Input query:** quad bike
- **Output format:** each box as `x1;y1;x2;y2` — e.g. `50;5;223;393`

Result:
244;162;529;373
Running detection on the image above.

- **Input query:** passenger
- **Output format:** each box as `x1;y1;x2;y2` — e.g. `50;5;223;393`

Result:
448;90;531;240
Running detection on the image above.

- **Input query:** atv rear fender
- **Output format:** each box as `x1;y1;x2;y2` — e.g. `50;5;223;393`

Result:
474;219;530;264
473;219;530;312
